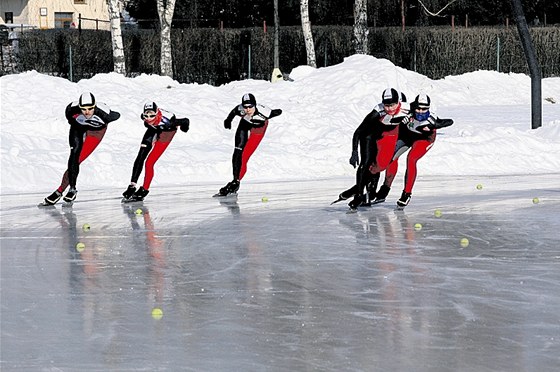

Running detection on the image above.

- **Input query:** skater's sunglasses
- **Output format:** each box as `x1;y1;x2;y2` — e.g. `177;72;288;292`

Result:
80;106;95;111
143;113;157;118
242;104;254;108
415;107;429;112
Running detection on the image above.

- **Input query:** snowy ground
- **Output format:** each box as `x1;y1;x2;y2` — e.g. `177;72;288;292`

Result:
1;175;559;371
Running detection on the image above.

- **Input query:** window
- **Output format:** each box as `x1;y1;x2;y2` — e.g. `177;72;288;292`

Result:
55;12;74;29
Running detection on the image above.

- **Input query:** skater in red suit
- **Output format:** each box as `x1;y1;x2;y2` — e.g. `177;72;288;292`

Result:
41;92;120;205
121;102;190;202
216;93;282;196
336;88;410;210
376;94;453;208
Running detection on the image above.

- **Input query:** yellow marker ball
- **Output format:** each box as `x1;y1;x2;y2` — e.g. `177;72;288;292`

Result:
76;242;86;252
261;197;269;202
460;238;469;248
82;223;91;231
414;223;422;231
532;197;539;204
476;184;483;190
135;208;143;215
151;307;163;320
434;209;442;218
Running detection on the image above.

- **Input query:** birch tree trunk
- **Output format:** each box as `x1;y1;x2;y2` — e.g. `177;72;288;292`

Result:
300;0;316;68
156;0;177;78
353;0;369;54
106;0;126;74
273;0;280;68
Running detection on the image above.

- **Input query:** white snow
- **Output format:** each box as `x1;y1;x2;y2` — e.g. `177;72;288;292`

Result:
1;54;559;195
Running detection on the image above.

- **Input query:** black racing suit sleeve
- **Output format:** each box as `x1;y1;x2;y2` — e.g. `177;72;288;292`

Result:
106;110;121;123
224;107;239;129
175;118;190;132
65;103;80;123
225;107;239;122
66;103;120;131
268;109;282;119
250;107;281;128
130;129;158;184
352;110;379;153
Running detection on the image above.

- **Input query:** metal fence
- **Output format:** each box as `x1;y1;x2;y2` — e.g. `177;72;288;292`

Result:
2;25;559;82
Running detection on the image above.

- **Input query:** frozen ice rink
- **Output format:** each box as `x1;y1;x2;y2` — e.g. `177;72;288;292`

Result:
1;175;559;371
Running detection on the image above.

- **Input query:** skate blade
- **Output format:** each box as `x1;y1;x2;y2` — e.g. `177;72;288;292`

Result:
330;197;344;205
122;198;143;204
38;202;56;208
213;193;237;198
346;208;358;214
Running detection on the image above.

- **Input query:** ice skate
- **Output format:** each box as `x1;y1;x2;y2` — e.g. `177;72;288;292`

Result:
39;190;63;207
396;191;412;209
121;185;137;203
214;180;240;197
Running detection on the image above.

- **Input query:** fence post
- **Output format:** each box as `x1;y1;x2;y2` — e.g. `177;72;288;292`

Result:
248;44;252;79
324;43;327;67
69;45;73;82
496;36;500;72
413;40;417;72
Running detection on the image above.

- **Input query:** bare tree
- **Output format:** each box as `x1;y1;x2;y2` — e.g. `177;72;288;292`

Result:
107;0;126;74
300;0;317;67
353;0;368;54
156;0;177;78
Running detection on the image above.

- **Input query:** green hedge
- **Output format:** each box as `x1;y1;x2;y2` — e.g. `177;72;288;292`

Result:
13;25;560;83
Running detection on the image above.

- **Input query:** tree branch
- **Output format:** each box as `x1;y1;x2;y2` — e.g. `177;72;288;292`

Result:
417;0;459;17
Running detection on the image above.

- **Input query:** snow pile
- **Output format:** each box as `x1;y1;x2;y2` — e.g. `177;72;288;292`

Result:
1;54;559;194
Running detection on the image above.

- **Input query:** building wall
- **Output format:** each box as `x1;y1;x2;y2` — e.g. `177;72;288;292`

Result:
1;0;110;30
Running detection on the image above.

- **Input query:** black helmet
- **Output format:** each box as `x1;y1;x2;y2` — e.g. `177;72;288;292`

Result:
241;93;256;107
381;88;400;105
79;92;96;108
143;101;158;113
414;94;431;109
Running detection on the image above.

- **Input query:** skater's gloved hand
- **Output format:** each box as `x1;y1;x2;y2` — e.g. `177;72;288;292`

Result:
400;115;412;125
224;118;232;129
177;118;190;132
349;150;359;168
390;115;411;125
434;118;454;129
416;124;433;131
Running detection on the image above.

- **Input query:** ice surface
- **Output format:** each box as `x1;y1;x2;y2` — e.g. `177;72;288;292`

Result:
1;176;559;371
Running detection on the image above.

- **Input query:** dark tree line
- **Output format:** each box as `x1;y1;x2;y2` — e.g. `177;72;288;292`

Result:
125;0;559;28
